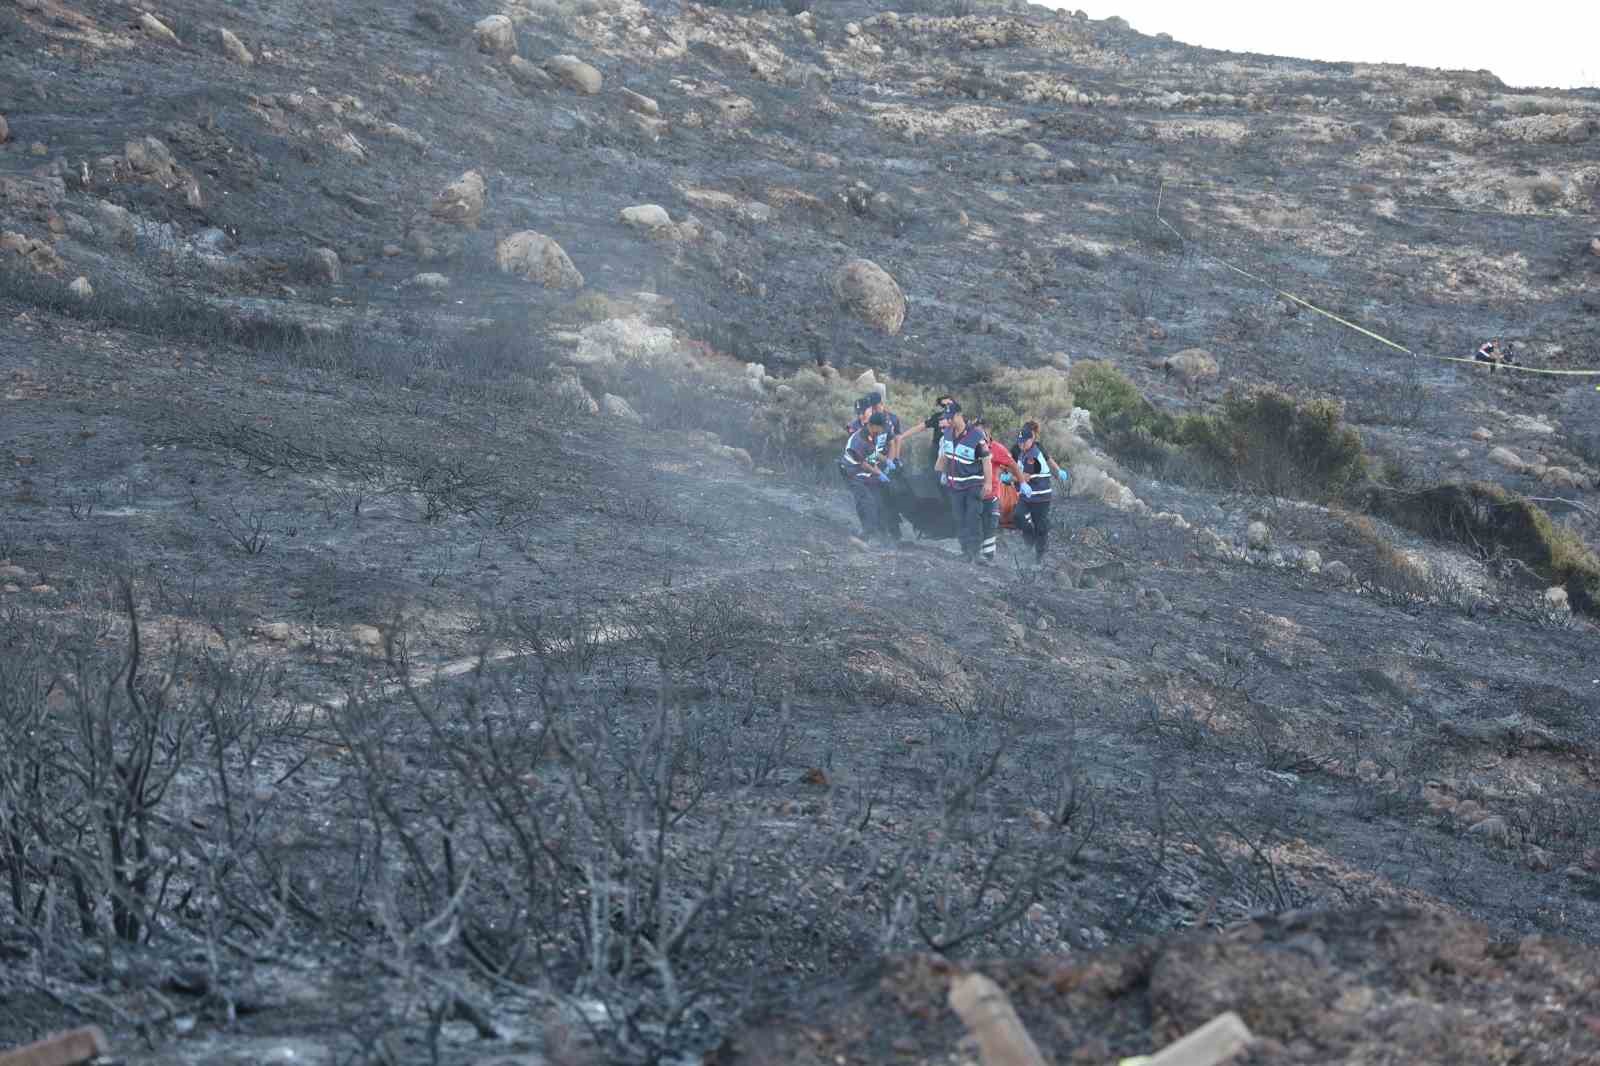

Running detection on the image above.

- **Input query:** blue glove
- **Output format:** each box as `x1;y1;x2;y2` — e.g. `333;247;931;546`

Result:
999;471;1012;484
885;459;898;472
938;473;948;487
1019;482;1034;498
877;471;890;484
1055;468;1070;483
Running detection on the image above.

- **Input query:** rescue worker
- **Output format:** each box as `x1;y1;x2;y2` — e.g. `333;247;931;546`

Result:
1012;420;1066;564
864;392;904;464
933;402;991;563
972;418;1016;565
1475;339;1518;373
889;394;955;469
866;406;905;543
839;411;893;542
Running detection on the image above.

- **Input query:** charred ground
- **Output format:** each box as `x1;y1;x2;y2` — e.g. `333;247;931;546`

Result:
2;0;1599;1062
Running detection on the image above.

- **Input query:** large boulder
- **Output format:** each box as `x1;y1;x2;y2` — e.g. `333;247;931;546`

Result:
139;12;179;44
544;55;603;95
430;170;486;226
473;15;516;57
307;247;341;284
831;258;906;335
1162;348;1220;389
219;27;254;65
619;204;672;233
1488;446;1525;472
496;231;583;289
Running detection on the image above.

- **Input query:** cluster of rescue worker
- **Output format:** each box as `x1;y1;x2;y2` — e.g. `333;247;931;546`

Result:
1475;339;1519;373
839;392;1070;565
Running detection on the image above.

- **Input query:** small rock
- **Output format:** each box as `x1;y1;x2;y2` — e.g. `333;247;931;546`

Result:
845;21;861;36
124;136;180;182
1488;446;1525;471
1467;815;1511;845
1543;586;1570;611
496;231;583;289
350;624;383;648
140;12;179;45
1246;520;1272;551
473;14;516;57
1540;466;1582;489
0;565;28;582
0;115;8;144
1134;587;1170;612
507;55;553;91
381;243;402;257
620;88;659;116
1300;549;1322;573
1322;560;1352;584
308;247;341;284
619;204;672;232
1527;846;1556;872
1021;141;1051;161
1044;350;1072;371
261;622;292;642
544;55;603;95
1590;236;1600;257
67;276;93;300
219;27;254;65
1454;448;1471;460
601;393;642;423
1471;427;1493;441
405;272;449;289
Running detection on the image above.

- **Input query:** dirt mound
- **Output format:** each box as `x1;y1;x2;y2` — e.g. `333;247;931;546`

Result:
715;907;1600;1065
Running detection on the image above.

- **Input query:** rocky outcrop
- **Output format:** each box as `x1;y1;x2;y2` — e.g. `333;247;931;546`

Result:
125;136;182;186
67;276;93;300
544;55;602;95
495;231;583;288
429;170;486;226
1;231;65;274
831;258;906;335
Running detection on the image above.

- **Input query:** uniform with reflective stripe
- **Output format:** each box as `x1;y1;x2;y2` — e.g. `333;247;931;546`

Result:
943;425;988;491
1017;442;1053;498
839;427;879;483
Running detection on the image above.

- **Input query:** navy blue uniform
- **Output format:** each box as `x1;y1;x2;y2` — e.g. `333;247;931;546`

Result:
839;426;891;541
1015;441;1056;560
943;424;989;561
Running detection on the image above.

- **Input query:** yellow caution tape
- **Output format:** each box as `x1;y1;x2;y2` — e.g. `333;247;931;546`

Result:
1153;183;1600;379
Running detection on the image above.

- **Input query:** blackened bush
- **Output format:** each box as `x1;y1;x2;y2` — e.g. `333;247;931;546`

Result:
1176;387;1366;500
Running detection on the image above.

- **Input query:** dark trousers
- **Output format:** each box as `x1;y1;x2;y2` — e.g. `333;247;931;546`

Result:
849;480;883;539
948;490;983;560
979;496;1000;559
1018;497;1052;558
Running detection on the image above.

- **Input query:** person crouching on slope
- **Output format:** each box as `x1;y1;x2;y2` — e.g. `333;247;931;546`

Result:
934;402;991;564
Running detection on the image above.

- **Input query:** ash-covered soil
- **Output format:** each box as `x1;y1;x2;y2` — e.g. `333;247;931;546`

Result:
2;0;1599;1062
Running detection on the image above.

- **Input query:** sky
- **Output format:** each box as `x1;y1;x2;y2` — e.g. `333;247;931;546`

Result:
1064;3;1599;90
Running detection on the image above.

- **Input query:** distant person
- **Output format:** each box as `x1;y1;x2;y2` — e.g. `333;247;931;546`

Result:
934;402;991;563
839;412;893;542
1475;339;1517;373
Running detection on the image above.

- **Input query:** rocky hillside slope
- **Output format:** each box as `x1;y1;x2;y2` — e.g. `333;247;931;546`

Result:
2;0;1599;1063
